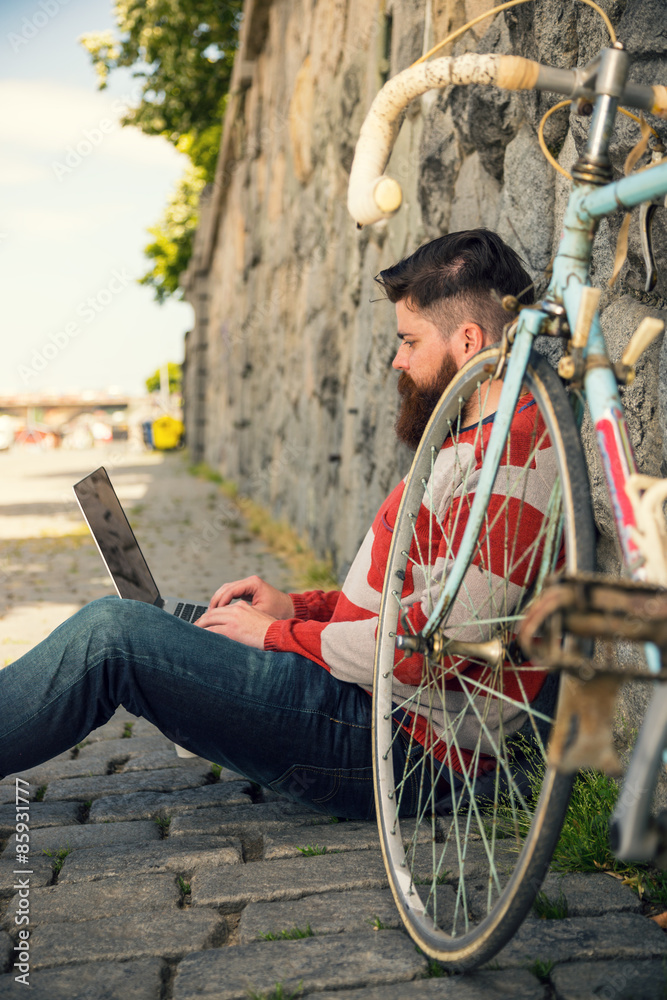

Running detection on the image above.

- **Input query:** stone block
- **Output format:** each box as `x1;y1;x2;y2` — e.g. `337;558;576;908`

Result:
2;735;175;790
448;152;501;234
84;710;161;744
527;871;642;919
0;753;72;799
496;124;555;276
6;820;160;856
77;734;174;762
28;909;221;970
551;958;667;999
263;816;437;860
169;800;327;839
89;781;251;823
43;764;214;802
237;887;402;943
0;957;164;999
171;930;428;999
263;820;380;859
489;912;667;969
57;837;242;884
2;872;180;928
0;801;80;839
191;850;389;910
315;968;545;999
0;852;55;898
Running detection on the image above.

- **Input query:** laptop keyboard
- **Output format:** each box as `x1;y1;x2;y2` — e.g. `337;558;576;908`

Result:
174;602;208;624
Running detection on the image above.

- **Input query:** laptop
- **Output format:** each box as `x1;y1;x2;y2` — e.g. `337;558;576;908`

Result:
73;466;209;625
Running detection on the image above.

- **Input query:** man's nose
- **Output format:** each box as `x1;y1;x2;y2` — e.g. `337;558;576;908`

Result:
392;347;407;370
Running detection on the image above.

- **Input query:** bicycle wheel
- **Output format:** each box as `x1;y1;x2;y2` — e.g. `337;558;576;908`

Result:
374;346;595;969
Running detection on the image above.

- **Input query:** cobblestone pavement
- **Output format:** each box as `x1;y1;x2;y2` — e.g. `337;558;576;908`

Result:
1;448;667;998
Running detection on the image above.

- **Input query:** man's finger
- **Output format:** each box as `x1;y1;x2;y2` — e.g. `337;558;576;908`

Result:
209;577;260;608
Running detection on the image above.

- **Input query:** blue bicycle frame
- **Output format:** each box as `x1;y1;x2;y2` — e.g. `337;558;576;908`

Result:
420;47;667;863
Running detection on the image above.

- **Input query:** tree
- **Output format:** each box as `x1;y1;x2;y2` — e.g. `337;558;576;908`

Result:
145;362;183;395
81;0;242;301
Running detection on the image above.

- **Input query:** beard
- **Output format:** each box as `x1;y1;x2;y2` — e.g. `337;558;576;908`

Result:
395;351;459;449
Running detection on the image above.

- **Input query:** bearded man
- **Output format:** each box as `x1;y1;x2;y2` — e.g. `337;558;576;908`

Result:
0;228;535;819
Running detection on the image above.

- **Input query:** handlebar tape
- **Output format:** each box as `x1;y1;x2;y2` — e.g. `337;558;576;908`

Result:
348;53;540;227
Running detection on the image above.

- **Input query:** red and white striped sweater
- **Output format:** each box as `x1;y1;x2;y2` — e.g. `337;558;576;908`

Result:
264;394;557;756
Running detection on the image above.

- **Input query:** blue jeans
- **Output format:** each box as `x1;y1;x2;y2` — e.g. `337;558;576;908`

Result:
0;597;425;820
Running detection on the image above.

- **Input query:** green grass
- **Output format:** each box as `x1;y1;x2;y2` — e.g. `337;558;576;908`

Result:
188;462;224;485
415;948;448;978
259;925;313;941
121;722;134;738
527;958;555;982
177;876;191;903
500;746;667;905
296;844;328;856
553;769;667;903
154;815;171;838
413;871;449;886
426;958;447;978
34;785;47;802
532;889;569;919
43;846;70;877
209;763;222;780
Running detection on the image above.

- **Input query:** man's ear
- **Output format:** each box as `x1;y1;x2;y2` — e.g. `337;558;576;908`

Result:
450;323;485;368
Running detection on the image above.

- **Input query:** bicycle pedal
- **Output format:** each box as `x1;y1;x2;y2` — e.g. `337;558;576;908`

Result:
549;673;623;775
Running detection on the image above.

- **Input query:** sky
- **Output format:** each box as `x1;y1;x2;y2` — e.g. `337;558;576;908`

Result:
0;0;196;397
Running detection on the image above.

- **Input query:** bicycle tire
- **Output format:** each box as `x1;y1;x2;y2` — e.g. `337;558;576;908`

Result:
373;345;595;970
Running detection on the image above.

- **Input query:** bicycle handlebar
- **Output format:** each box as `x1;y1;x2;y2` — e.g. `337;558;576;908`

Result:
348;52;667;228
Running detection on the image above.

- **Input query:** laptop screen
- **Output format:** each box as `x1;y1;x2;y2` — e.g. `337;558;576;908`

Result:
73;467;161;605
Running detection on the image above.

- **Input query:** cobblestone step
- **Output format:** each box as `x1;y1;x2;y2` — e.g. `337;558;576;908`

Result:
171;930;428;1000
551;959;667;999
314;970;547;1000
0;958;164;1000
191;849;390;910
2;872;181;927
88;780;251;823
489;912;667;968
56;836;244;883
41;763;216;802
27;909;222;970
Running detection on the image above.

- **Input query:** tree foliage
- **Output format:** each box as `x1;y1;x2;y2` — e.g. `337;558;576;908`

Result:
81;0;242;301
145;362;183;395
139;136;208;303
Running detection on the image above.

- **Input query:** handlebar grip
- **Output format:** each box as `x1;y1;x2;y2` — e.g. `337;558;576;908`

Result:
347;53;540;227
651;85;667;117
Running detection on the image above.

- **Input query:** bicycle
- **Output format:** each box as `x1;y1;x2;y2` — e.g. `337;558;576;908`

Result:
347;0;667;971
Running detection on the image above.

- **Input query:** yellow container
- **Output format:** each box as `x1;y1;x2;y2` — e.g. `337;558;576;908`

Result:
151;415;184;451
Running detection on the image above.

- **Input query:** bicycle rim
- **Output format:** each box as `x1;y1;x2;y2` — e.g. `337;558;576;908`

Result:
373;346;595;969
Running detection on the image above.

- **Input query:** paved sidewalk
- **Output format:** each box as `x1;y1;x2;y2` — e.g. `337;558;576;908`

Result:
1;448;667;998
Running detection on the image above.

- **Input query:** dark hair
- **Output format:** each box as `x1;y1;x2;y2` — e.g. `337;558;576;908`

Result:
375;229;532;343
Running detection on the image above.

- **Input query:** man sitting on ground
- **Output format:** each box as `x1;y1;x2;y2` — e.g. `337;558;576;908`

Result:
0;228;547;819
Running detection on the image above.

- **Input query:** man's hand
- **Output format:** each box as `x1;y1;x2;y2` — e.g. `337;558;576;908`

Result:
194;601;276;647
207;575;294;620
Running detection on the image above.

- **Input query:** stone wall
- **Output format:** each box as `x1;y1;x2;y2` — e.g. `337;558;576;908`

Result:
182;0;667;595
